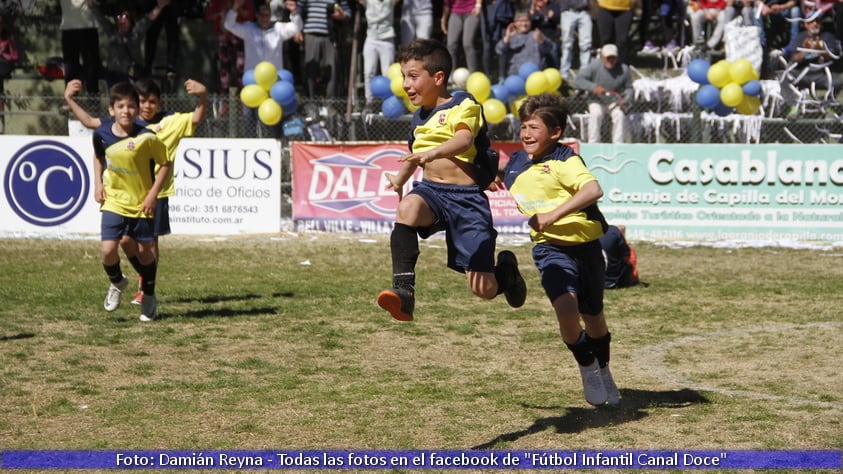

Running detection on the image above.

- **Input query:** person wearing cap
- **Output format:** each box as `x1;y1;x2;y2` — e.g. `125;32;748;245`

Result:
572;43;633;143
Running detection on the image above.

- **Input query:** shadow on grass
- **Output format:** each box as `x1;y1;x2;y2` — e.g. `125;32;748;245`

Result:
472;388;709;449
166;292;293;304
0;332;35;341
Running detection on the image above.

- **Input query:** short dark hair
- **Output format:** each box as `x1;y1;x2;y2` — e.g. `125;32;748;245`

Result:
133;77;162;99
396;39;453;82
518;93;569;130
109;81;139;107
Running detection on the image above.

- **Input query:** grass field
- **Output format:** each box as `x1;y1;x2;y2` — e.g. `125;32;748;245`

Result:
1;234;842;470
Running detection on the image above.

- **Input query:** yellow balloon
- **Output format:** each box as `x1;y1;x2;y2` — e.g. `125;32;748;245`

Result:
254;61;278;90
729;58;755;85
465;71;491;102
240;84;268;108
543;67;563;92
707;60;731;88
483;98;507;124
736;95;760;115
510;95;527;116
258;98;283;125
387;62;403;81
720;82;744;107
525;71;549;96
402;95;419;113
390;75;407;98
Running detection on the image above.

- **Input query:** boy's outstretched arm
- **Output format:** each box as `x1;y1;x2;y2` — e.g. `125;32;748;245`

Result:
184;79;208;126
530;180;604;233
64;79;102;130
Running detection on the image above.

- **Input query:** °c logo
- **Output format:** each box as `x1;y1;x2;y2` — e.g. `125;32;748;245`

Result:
4;140;90;226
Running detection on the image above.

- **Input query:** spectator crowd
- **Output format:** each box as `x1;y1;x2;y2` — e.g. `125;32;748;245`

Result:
1;0;842;141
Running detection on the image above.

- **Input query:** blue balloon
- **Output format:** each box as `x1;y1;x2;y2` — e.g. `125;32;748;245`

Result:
504;75;526;98
270;80;296;106
491;84;510;101
714;102;734;117
242;69;256;86
688;59;710;85
381;95;405;119
742;79;762;97
518;62;540;80
695;84;722;109
371;75;393;99
277;68;294;83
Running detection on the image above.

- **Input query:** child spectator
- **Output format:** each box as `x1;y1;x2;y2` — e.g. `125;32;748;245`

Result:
377;39;526;322
93;82;171;322
501;92;619;406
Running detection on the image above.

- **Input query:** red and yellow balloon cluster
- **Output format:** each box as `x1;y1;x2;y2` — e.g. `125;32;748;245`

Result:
239;61;299;126
688;58;762;116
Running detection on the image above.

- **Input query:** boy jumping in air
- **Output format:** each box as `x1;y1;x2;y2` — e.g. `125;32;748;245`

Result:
377;38;527;322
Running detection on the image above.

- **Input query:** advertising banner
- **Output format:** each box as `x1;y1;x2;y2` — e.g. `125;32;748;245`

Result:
1;136;100;234
169;138;281;234
291;142;530;234
584;144;843;242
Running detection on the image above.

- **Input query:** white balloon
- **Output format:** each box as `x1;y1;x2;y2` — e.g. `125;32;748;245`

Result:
451;67;470;88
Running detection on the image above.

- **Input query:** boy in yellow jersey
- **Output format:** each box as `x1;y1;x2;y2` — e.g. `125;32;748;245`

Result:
501;93;619;406
65;77;207;306
93;82;171;322
376;39;526;322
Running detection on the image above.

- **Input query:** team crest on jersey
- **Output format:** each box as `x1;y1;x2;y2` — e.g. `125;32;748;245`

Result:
127;140;136;150
437;112;447;125
542;164;551;174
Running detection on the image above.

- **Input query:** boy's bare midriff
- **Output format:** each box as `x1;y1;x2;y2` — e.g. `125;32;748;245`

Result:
420;157;477;186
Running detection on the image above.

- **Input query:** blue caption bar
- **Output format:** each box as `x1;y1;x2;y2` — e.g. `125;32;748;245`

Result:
1;450;840;469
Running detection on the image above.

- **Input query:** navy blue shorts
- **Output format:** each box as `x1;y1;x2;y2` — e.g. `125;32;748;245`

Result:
409;180;497;273
532;239;604;315
154;197;171;237
100;210;155;243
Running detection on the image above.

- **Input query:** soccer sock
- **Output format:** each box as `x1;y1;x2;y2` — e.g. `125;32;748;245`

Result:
127;255;143;275
103;262;124;284
391;223;419;291
494;264;509;295
588;332;612;369
139;261;158;296
565;330;596;367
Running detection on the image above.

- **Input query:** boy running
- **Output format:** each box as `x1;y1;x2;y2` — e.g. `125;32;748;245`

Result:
93;82;171;322
501;93;620;406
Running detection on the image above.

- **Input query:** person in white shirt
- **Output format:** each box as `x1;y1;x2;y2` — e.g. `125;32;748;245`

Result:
359;0;398;108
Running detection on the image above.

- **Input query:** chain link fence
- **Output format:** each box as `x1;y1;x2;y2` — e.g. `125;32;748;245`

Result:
2;88;843;144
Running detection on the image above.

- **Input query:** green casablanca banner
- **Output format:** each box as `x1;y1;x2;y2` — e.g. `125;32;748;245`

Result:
581;144;843;243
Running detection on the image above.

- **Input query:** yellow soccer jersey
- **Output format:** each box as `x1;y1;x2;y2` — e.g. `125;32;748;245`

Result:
143;112;195;198
93;122;169;218
409;92;482;164
503;145;604;244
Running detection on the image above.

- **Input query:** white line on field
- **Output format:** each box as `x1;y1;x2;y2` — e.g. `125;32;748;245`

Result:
634;321;843;410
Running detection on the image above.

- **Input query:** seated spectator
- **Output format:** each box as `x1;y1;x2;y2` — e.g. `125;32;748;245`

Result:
599;224;639;289
781;14;842;112
690;0;736;52
91;0;170;88
572;44;633;143
495;10;556;76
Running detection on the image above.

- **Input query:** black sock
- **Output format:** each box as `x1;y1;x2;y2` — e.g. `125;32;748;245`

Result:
391;223;419;291
103;262;123;284
566;330;596;367
127;256;144;275
139;260;157;296
588;332;612;369
494;264;508;295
